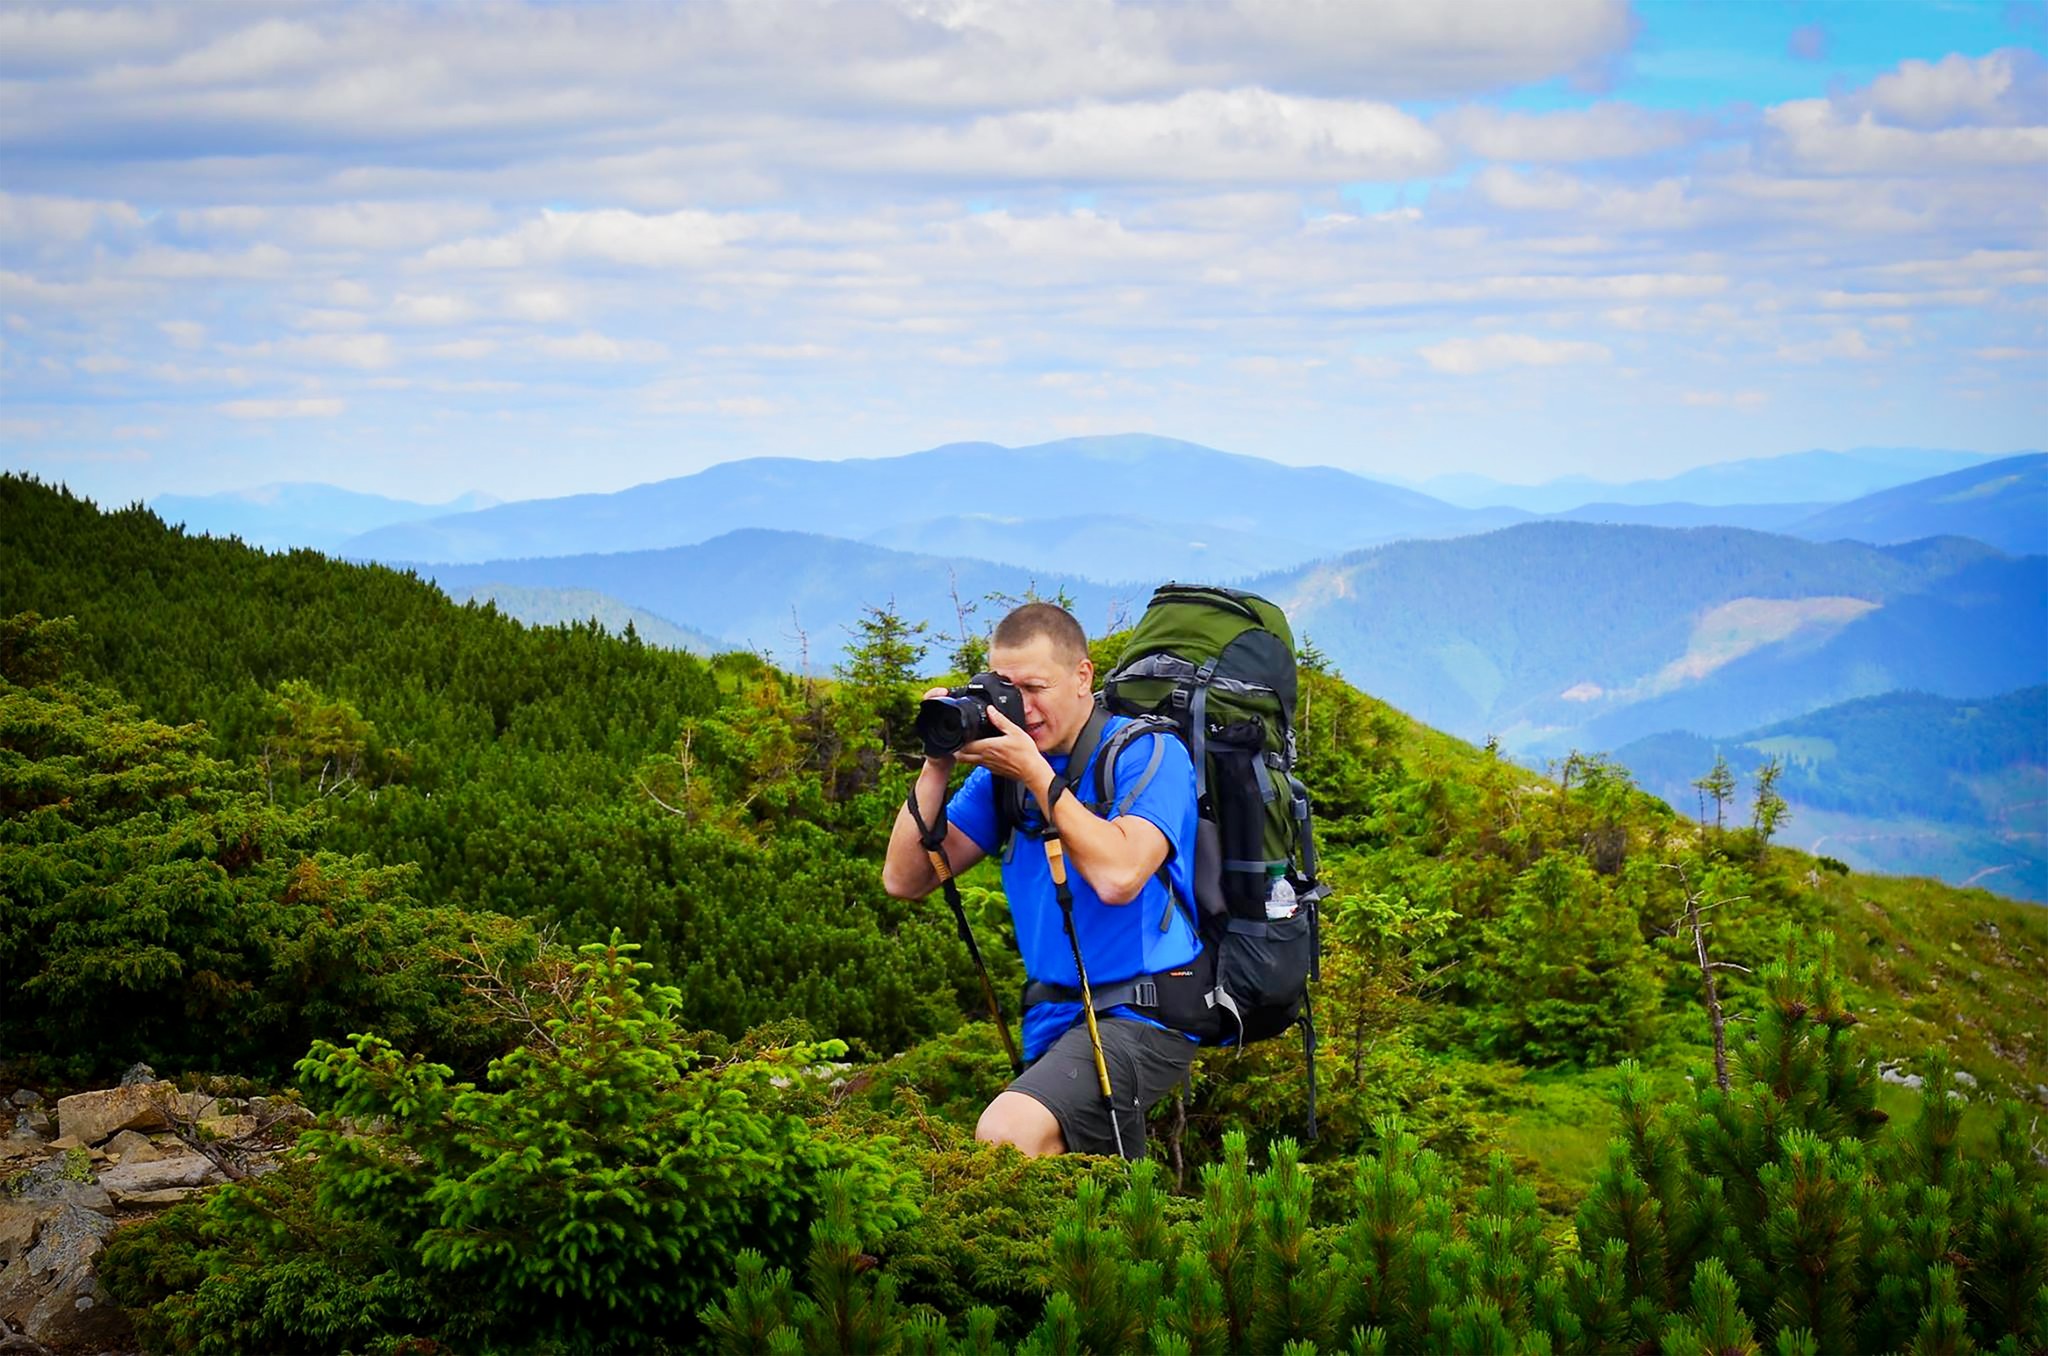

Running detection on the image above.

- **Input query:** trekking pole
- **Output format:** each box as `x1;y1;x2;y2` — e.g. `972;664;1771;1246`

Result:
1041;812;1131;1162
906;789;1023;1076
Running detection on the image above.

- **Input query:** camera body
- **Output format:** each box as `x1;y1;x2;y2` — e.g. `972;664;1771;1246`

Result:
916;671;1028;757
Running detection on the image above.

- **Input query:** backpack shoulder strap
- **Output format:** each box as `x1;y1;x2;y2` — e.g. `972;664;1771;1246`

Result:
1089;713;1198;935
1089;714;1181;815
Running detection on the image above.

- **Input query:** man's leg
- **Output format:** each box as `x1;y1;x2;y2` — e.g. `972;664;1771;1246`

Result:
975;1090;1065;1156
990;1018;1197;1157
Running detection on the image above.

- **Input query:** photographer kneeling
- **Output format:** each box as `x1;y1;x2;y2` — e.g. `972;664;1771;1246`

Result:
882;603;1203;1158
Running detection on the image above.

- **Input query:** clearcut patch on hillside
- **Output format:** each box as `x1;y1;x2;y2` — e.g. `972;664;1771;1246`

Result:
1649;595;1881;692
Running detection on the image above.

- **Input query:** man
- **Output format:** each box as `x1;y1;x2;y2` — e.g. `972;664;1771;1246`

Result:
882;602;1202;1157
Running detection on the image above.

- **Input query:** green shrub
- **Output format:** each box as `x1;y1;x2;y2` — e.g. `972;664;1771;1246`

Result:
107;936;918;1352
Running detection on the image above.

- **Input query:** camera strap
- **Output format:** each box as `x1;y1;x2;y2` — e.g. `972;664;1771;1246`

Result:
906;787;1022;1075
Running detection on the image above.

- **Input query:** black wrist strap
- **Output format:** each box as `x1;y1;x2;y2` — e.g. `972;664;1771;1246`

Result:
905;786;948;852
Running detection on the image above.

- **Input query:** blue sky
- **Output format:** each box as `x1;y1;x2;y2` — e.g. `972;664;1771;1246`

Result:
1;0;2042;504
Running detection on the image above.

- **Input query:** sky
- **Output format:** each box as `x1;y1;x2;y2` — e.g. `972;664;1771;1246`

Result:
1;0;2044;505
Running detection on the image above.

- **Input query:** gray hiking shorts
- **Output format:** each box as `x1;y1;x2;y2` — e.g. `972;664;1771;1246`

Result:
1010;1016;1197;1157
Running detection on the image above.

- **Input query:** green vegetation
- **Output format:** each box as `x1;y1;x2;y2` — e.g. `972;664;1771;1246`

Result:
5;473;2044;1353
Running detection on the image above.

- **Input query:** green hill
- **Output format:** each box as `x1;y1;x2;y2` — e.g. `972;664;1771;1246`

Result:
7;472;2047;1353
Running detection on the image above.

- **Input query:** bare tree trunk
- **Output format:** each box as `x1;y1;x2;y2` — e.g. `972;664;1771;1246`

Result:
1667;866;1750;1093
1686;887;1731;1092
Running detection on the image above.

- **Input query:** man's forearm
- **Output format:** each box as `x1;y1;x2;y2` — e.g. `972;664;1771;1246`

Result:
883;759;953;896
1032;771;1160;905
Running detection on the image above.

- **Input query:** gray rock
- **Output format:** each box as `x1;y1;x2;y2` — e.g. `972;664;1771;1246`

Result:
97;1152;221;1201
4;1094;38;1111
1879;1066;1925;1090
1953;1070;1979;1088
101;1131;161;1165
0;1202;122;1350
2036;1084;2048;1106
114;1188;205;1208
53;1083;172;1147
117;1064;157;1088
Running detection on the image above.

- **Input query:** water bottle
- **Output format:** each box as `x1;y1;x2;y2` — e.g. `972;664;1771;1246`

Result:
1264;865;1297;920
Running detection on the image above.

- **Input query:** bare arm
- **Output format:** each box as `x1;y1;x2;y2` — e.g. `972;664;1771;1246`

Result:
882;747;988;899
957;706;1169;905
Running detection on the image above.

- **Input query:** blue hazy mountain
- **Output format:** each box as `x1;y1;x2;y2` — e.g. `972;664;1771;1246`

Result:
1251;524;2045;756
1543;501;1831;532
1615;687;2047;904
442;583;729;654
1785;452;2047;556
861;511;1383;584
1413;447;1994;513
153;483;498;553
417;531;1131;673
340;434;1524;565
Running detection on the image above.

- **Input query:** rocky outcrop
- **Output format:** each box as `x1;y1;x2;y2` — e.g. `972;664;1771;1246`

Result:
1;1075;302;1351
52;1084;175;1149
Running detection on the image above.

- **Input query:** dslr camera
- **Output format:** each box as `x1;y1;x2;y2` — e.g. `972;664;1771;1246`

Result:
916;672;1027;757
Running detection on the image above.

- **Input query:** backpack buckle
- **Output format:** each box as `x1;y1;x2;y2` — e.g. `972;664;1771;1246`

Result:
1133;979;1158;1008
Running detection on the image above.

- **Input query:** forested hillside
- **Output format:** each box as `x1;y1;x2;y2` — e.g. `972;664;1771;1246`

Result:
4;473;2045;1354
1618;688;2048;902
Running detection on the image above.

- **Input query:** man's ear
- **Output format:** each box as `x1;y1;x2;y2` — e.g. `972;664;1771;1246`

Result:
1076;656;1095;691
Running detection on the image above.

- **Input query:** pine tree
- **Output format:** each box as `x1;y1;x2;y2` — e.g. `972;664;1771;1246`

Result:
1693;754;1736;836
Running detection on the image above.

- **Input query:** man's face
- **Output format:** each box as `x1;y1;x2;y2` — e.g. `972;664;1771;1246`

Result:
989;634;1095;756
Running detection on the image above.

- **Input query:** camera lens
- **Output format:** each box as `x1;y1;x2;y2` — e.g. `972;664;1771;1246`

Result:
916;696;979;756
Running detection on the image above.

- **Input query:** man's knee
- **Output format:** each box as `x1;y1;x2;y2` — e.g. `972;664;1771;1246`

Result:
976;1090;1065;1157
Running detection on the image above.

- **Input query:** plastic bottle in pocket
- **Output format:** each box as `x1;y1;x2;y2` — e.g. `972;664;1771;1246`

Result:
1264;865;1297;920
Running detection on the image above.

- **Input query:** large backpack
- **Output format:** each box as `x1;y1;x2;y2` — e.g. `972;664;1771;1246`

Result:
1098;583;1325;1130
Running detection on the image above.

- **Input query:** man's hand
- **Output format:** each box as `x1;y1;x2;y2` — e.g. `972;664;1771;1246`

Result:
919;687;957;776
955;702;1050;793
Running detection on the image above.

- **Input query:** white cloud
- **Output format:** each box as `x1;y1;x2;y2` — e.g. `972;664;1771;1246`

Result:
426;338;500;360
425;208;756;269
1774;327;1879;363
158;319;207;349
536;331;668;362
1439;103;1691;162
173;201;499;251
1867;52;2026;128
855;88;1445;183
0;192;143;240
217;397;345;418
1418;333;1611;374
1764;51;2048;175
390;293;473;325
1680;389;1767;409
505;288;574;321
284;332;396;370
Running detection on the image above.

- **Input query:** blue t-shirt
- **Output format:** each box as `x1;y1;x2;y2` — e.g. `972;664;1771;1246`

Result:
947;714;1202;1063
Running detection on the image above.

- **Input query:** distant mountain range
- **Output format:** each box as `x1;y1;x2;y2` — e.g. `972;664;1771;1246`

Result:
153;483;498;554
410;518;2046;772
342;435;1524;566
1259;525;2044;756
1615;687;2048;903
1410;447;1998;512
1783;452;2046;557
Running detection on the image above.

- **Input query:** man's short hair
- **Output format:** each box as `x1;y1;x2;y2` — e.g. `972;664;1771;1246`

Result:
992;602;1088;665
